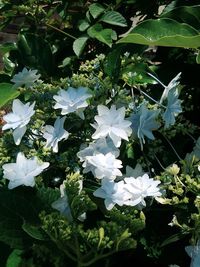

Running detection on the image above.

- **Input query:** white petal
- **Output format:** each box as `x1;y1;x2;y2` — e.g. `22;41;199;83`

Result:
13;126;27;145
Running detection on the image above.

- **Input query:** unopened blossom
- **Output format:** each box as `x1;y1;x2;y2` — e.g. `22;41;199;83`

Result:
124;174;161;207
11;67;41;88
52;180;86;221
77;138;119;173
93;179;131;210
92;105;132;147
2;152;49;189
85;152;123;180
53;87;92;119
2;99;35;145
43;116;69;153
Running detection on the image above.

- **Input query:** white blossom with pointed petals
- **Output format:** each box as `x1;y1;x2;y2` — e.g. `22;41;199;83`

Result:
11;67;41;88
2;99;35;145
2;152;49;189
93;179;131;210
85;152;123;180
53;87;92;119
124;174;161;207
43;116;69;153
92;105;132;147
77;138;119;173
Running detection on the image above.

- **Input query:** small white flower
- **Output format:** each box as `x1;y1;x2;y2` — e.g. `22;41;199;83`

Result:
43;116;69;153
77;138;119;174
85;152;123;180
92;105;132;147
11;67;41;88
2;99;35;145
185;240;200;267
53;87;92;119
2;152;49;189
198;165;200;172
124;174;161;207
93;179;131;210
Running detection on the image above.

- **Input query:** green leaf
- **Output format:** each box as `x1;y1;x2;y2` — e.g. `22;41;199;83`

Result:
0;187;59;249
89;3;105;19
6;249;23;267
0;83;20;108
73;36;88;57
0;43;17;54
100;11;127;27
22;223;49;241
58;57;71;68
196;50;200;64
17;33;54;75
118;18;200;48
78;19;90;32
161;5;200;30
87;24;116;47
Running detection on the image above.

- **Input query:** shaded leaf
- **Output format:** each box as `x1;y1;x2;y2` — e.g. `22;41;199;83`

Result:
100;11;127;27
22;223;49;241
78;19;90;32
73;36;89;57
89;3;105;19
162;88;182;128
87;24;116;47
0;83;20;108
118;18;200;48
161;5;200;30
6;249;23;267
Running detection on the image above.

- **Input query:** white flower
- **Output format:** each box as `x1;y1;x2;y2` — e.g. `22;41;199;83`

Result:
185;240;200;267
124;174;161;207
2;99;35;145
52;180;86;222
77;138;119;174
53;87;92;119
43;116;69;153
93;179;131;210
92;105;132;147
11;67;41;88
2;152;49;189
85;152;123;180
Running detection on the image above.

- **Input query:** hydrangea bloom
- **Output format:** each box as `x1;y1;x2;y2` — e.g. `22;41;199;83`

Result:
2;152;49;189
124;174;161;207
77;138;119;173
93;179;131;210
85;152;123;180
11;67;41;88
2;99;35;145
92;105;132;147
43;116;69;153
53;87;92;119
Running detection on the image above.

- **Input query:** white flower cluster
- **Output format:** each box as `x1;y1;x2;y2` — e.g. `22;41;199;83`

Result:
2;69;162;214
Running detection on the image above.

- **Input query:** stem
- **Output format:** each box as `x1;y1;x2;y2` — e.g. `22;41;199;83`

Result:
46;23;76;40
154;153;166;171
81;251;116;267
147;72;166;88
161;133;182;161
134;86;166;109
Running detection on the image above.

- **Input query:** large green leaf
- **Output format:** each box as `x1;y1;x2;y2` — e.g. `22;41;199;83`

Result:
161;5;200;30
0;83;20;108
6;250;23;267
17;33;54;75
100;11;127;27
118;18;200;48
